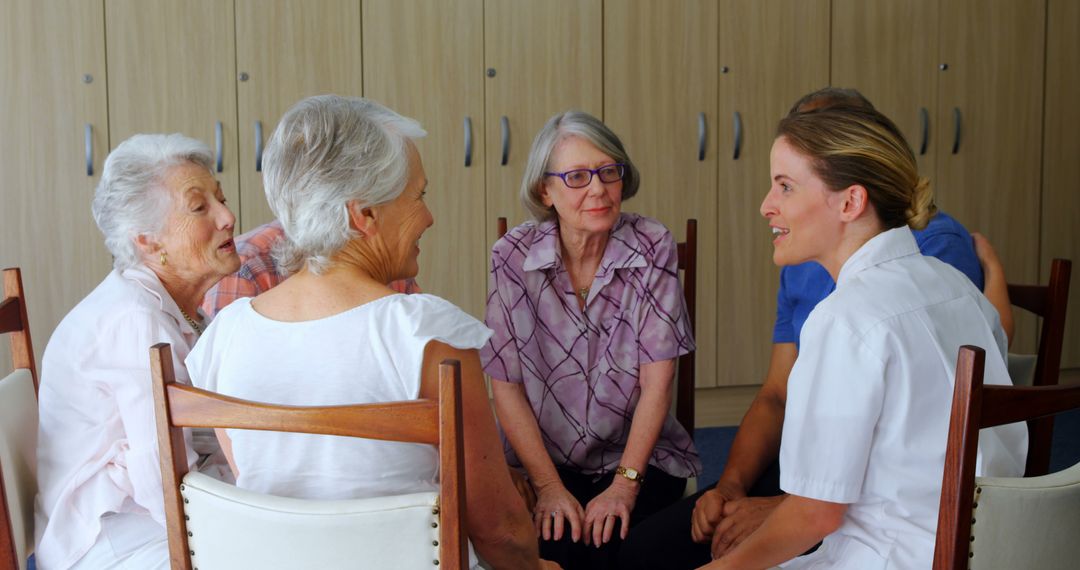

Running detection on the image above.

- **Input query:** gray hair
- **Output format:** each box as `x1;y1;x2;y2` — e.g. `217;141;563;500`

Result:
520;110;640;221
92;133;215;270
262;95;426;274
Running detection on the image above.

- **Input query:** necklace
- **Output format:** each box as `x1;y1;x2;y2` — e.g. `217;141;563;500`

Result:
579;286;590;301
179;307;203;335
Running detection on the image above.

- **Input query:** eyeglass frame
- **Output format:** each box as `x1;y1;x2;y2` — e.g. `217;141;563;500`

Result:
543;163;627;189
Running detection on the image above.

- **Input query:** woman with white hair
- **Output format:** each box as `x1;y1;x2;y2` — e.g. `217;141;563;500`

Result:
481;110;701;570
35;134;240;569
184;95;551;570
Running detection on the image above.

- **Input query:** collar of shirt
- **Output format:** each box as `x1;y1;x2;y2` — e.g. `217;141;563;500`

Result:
120;263;203;338
521;213;649;281
836;225;921;288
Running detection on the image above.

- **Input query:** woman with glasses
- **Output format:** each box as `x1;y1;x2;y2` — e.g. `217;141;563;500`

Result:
481;110;701;570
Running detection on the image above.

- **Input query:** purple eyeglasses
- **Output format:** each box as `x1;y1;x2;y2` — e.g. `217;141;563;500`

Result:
544;163;626;189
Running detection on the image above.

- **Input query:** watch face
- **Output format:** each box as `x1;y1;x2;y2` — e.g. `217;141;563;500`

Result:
624;467;639;479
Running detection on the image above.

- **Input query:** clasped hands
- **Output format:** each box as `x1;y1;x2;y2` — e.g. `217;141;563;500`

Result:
523;475;639;547
691;480;785;560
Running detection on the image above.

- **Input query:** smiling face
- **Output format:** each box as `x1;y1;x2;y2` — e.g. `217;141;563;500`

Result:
151;161;240;284
375;143;432;281
540;135;623;237
760;136;846;268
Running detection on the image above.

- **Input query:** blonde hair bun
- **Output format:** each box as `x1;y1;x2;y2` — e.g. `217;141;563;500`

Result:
906;176;937;230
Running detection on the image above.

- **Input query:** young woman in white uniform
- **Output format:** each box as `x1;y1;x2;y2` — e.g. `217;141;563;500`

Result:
699;106;1026;570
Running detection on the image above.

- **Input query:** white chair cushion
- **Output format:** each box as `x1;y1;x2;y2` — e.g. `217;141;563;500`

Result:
182;471;447;569
969;461;1080;569
0;369;37;569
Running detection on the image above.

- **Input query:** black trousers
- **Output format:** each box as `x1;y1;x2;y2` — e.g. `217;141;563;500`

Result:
539;466;686;570
617;461;782;570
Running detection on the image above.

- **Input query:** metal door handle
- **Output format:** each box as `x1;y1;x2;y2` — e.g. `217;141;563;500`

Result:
255;121;264;172
84;124;93;176
215;121;224;172
951;108;962;155
733;111;743;160
918;108;929;156
464;117;473;167
500;116;509;166
697;113;706;161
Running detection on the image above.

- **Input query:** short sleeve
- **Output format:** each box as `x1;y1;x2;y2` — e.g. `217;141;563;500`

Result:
404;294;492;351
772;268;797;344
779;312;886;504
637;229;695;363
480;238;524;383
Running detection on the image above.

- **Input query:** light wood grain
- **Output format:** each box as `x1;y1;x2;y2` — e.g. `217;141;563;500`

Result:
604;0;719;388
483;0;604;243
105;0;240;213
362;0;487;318
715;0;830;386
235;0;364;232
0;0;111;376
935;0;1046;354
831;0;938;177
1041;0;1080;368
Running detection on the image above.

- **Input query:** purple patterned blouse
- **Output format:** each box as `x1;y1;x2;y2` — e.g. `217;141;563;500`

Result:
481;213;701;478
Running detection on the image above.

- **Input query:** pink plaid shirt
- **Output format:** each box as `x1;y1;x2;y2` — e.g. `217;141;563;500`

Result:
202;220;420;318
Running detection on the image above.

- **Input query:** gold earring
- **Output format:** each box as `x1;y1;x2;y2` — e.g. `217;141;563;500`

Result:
160;251;168;266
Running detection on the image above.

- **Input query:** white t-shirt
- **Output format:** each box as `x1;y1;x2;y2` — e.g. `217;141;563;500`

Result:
185;293;492;500
778;227;1027;570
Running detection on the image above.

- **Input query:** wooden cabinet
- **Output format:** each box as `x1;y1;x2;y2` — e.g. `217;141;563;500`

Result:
1042;0;1080;367
483;0;604;243
604;0;719;387
714;0;831;386
362;0;487;317
0;0;111;374
833;0;1048;354
235;0;364;233
105;0;240;209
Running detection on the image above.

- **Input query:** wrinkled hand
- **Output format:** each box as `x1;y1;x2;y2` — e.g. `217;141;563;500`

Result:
710;495;785;559
533;480;585;542
691;480;745;543
510;468;537;512
583;479;639;546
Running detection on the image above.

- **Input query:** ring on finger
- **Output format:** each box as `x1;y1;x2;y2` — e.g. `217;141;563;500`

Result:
551;510;561;518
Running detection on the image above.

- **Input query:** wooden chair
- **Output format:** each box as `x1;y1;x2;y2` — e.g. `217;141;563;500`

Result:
1007;258;1071;476
933;345;1080;570
494;218;698;434
0;268;38;570
150;343;468;570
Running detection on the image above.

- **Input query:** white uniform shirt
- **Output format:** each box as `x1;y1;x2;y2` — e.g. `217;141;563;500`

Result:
35;265;199;570
185;294;492;500
779;227;1027;570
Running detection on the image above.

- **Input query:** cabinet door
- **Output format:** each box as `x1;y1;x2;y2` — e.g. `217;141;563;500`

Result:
604;0;719;388
105;0;240;211
832;0;939;177
936;0;1046;352
1042;0;1080;367
0;0;111;373
363;0;487;318
484;0;603;243
235;0;363;233
716;0;830;386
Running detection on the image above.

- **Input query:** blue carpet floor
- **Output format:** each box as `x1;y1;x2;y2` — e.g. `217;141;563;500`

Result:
693;408;1080;490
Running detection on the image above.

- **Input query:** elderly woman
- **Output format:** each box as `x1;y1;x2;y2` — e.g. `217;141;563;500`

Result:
482;110;701;570
184;95;550;570
696;105;1027;569
35;134;240;569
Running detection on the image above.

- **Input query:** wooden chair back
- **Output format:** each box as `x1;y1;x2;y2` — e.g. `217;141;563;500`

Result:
933;345;1080;569
150;343;467;570
1008;258;1071;476
0;267;37;570
494;218;698;433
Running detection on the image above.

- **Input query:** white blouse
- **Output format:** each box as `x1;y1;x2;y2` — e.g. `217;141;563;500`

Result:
778;227;1027;570
34;265;199;570
185;293;492;500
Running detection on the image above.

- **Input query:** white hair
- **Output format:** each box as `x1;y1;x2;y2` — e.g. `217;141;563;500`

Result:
92;133;215;270
262;95;426;274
